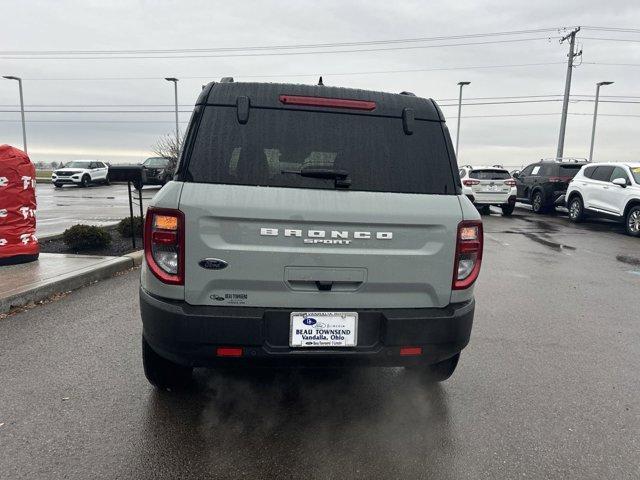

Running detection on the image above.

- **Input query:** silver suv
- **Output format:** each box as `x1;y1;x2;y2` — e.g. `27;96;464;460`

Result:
139;80;483;389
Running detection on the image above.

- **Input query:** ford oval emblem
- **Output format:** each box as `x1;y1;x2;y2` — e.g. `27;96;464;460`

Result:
303;317;317;326
199;258;228;270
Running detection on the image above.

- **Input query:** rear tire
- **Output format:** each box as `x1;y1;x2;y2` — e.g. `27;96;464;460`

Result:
104;175;111;186
478;205;491;215
142;336;193;390
410;353;460;383
531;191;546;214
625;206;640;237
501;204;515;216
568;196;584;223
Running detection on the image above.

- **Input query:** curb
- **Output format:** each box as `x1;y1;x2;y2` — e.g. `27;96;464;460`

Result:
0;250;143;314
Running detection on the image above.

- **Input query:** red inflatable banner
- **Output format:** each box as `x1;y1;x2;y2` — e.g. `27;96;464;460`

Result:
0;144;39;265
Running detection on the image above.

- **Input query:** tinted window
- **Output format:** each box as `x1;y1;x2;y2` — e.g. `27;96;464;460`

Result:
64;161;91;168
539;164;555;176
559;164;583;178
631;166;640;184
469;169;510;180
520;165;535;176
187;106;456;194
592;166;615;182
144;157;169;167
610;167;629;183
583;166;597;178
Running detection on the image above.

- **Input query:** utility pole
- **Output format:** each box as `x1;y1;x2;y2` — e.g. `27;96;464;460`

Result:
589;81;614;162
3;76;27;154
164;77;180;149
556;27;582;160
456;81;470;157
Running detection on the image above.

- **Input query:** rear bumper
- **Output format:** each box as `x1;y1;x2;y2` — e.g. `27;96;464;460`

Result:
466;193;516;206
140;287;475;368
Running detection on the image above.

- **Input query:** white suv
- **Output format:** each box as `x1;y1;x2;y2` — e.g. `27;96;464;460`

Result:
565;162;640;237
51;160;109;188
459;165;517;216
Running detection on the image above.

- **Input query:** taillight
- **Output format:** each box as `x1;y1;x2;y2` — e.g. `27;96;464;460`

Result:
279;95;376;111
463;179;481;186
453;220;483;290
504;179;517;186
144;208;185;285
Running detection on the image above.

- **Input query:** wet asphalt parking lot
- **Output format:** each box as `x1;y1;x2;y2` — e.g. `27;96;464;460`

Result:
1;208;639;479
36;184;160;238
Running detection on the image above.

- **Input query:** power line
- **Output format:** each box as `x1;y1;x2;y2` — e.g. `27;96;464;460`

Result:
0;37;558;60
19;62;567;81
0;28;563;56
581;37;640;43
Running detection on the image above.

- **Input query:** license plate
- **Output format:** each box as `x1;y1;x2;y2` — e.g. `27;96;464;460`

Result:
482;184;499;192
290;312;358;347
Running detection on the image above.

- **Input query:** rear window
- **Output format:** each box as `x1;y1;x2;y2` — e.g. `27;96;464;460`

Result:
469;169;510;180
559;164;583;178
185;106;456;194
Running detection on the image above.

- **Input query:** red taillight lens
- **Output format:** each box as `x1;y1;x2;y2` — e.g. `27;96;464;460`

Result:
216;347;243;357
463;179;481;186
279;95;376;111
453;220;483;290
144;208;184;285
504;179;517;186
548;176;570;183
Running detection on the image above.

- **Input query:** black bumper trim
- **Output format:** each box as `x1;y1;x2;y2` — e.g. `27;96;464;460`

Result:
140;288;475;367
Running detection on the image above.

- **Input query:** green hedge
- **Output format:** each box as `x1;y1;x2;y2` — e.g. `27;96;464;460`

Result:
117;216;144;238
63;225;112;250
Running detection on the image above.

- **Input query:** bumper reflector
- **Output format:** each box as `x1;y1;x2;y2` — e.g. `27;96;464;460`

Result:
400;346;423;356
216;347;243;357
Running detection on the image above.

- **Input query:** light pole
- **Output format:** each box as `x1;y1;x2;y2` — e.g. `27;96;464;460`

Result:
588;81;614;162
456;81;470;157
3;75;27;153
164;77;179;148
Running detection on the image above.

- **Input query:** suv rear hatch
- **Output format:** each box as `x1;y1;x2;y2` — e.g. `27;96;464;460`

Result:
467;169;512;196
178;87;463;309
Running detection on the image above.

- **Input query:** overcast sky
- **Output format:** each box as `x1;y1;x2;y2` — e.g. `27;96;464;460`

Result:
1;0;639;167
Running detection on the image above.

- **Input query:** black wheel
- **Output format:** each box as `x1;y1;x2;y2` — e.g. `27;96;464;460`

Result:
568;196;584;223
104;174;111;186
134;181;143;191
409;353;460;383
501;203;515;216
626;206;640;237
531;190;546;214
53;183;62;188
80;175;90;188
478;205;491;215
142;336;193;390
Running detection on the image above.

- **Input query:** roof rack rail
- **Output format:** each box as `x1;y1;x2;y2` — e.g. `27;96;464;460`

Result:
541;157;588;163
399;91;416;96
220;77;234;83
492;164;503;168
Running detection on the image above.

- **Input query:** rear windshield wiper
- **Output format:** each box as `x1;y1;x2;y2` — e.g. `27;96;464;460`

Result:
281;167;351;188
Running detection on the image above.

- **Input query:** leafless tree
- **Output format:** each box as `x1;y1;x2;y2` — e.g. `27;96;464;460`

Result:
151;132;184;173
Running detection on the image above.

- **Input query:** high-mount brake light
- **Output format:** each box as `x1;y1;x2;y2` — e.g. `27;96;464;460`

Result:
463;179;481;186
279;95;376;111
144;208;185;285
453;221;483;290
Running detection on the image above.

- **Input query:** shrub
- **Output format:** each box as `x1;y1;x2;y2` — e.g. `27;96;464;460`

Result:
117;216;144;238
63;225;112;251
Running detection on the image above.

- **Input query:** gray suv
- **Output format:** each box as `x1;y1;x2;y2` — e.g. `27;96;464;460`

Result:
140;80;483;389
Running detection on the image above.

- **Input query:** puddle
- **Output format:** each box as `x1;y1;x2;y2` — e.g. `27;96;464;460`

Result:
617;255;640;267
518;216;559;233
521;232;576;252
